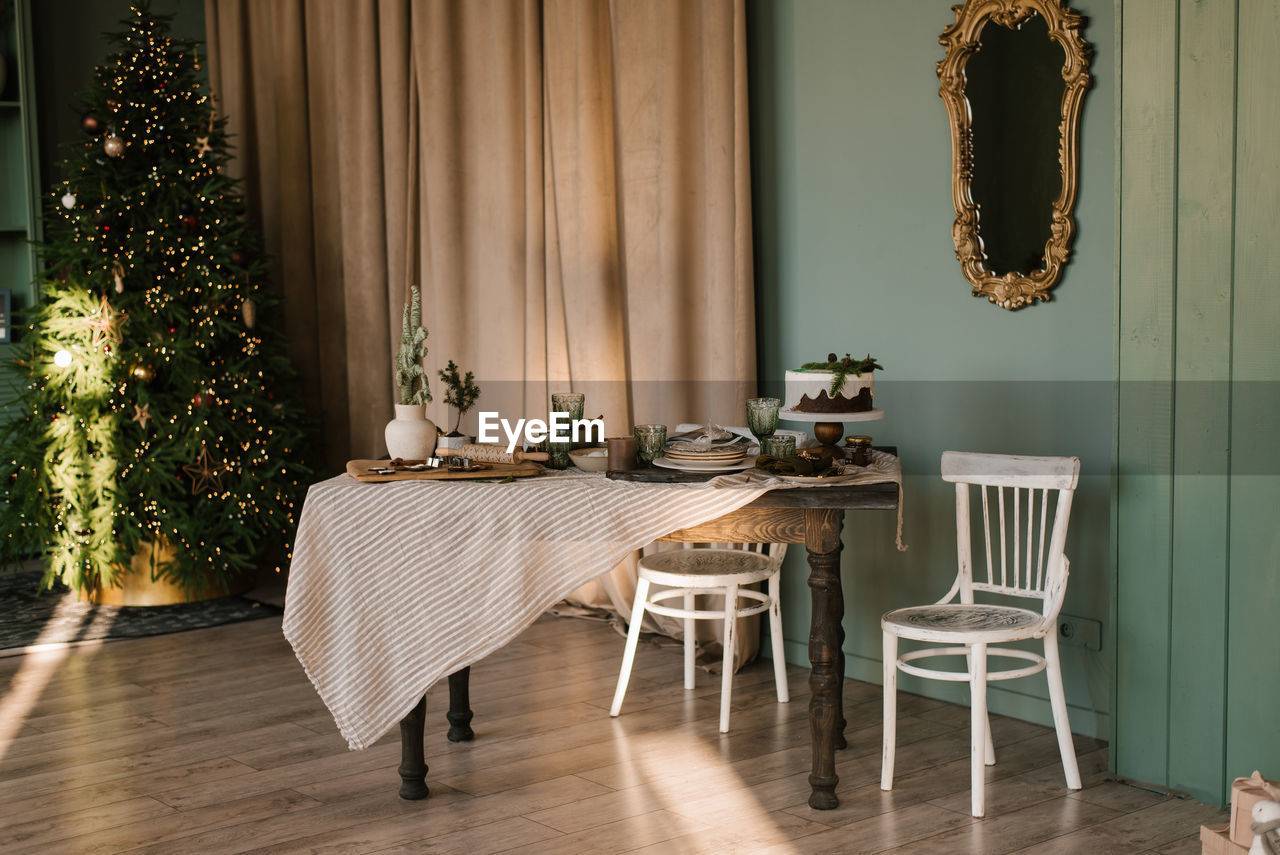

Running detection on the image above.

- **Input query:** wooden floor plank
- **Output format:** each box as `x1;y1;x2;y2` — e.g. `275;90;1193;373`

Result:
233;776;607;855
756;802;979;854
1007;798;1228;854
0;612;1222;855
888;796;1122;854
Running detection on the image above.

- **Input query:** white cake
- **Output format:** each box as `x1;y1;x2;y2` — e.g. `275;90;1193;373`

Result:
784;369;875;413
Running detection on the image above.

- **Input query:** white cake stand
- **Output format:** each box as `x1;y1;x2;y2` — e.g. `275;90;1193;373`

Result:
779;407;884;449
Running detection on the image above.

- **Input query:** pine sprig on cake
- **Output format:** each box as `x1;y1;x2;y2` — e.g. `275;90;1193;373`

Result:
798;353;883;396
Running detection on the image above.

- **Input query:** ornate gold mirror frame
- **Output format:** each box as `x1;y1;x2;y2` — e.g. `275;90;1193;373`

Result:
938;0;1092;310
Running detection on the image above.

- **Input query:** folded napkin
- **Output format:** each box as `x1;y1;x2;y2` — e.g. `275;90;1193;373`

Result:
754;448;837;476
667;423;751;452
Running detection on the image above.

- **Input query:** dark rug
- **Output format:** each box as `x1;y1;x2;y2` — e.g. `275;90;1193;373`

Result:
0;568;282;653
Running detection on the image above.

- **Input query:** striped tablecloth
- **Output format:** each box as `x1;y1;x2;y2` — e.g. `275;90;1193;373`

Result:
283;469;788;750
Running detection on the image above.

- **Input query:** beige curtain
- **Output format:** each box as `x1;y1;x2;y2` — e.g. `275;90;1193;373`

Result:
206;0;753;466
206;0;758;657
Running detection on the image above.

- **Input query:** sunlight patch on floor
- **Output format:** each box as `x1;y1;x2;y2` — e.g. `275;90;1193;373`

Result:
612;726;803;853
0;598;116;760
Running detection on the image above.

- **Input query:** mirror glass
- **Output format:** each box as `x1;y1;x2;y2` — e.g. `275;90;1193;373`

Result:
965;13;1064;276
937;0;1092;310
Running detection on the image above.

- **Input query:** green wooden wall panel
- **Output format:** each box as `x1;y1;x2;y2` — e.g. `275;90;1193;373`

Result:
1115;0;1177;788
1167;0;1235;805
1226;0;1280;789
1117;0;1280;804
749;0;1115;740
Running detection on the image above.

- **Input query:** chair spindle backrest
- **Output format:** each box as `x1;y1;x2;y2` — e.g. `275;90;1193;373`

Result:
941;451;1080;607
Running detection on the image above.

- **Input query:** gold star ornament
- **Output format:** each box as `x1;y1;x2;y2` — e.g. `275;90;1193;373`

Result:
194;136;212;156
83;295;129;348
132;403;152;430
182;443;231;495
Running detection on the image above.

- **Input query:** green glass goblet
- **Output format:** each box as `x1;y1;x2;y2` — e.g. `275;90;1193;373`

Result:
745;397;781;449
548;392;585;469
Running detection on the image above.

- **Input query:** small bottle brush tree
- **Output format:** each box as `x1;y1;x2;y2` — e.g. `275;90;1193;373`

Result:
438;360;480;436
0;6;311;596
395;284;430;406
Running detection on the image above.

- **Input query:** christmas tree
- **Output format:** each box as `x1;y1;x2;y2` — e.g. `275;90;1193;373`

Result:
0;6;311;596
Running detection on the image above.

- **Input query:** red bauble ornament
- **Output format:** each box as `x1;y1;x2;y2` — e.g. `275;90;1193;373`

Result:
81;113;105;135
181;215;199;229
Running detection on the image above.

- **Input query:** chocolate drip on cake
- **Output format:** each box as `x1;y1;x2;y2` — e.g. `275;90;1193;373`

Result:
795;388;873;413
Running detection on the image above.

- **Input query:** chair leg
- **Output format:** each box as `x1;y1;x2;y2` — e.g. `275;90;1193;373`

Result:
969;642;988;818
684;592;696;691
1044;632;1082;789
880;630;898;791
767;572;789;703
610;577;651;718
964;647;996;766
719;583;738;733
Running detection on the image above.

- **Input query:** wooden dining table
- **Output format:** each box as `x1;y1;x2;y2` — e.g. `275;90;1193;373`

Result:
394;475;900;812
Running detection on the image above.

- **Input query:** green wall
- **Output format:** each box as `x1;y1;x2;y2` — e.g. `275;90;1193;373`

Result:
748;0;1116;738
1116;0;1280;807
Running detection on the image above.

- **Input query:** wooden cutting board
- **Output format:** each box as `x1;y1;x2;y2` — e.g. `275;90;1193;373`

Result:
346;459;543;482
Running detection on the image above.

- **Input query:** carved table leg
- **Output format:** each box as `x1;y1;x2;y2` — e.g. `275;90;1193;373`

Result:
805;508;846;810
447;667;475;742
837;641;848;751
397;695;429;800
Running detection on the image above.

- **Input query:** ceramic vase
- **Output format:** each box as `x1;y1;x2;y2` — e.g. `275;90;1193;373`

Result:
385;403;437;460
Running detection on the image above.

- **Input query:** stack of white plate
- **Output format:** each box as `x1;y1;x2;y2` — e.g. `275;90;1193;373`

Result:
656;443;754;472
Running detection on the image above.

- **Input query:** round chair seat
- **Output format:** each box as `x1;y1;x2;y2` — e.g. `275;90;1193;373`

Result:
638;549;776;588
614;545;789;734
882;603;1044;643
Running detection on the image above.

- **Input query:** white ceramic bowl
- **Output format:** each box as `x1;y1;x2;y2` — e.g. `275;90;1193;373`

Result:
569;447;610;472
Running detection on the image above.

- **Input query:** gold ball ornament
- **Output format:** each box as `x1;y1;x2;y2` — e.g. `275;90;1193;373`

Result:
129;362;156;384
103;136;126;158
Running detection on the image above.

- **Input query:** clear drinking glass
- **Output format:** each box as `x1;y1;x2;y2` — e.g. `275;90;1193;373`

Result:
633;424;667;464
745;397;781;449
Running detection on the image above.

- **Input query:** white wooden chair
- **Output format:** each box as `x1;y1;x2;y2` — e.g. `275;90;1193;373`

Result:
880;451;1082;817
610;543;789;733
